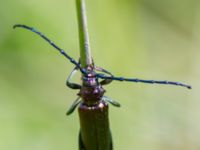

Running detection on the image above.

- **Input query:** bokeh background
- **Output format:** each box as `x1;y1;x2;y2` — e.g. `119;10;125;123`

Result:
0;0;199;150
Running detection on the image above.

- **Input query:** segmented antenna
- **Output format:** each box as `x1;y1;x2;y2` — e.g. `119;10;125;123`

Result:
13;24;191;89
97;74;191;89
13;24;86;74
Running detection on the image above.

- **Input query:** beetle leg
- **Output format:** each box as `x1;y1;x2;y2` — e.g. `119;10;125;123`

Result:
79;130;86;150
110;130;113;150
66;66;82;89
66;97;81;115
95;66;113;85
102;96;121;107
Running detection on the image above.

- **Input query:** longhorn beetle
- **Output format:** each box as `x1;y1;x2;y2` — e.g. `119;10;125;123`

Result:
13;24;191;150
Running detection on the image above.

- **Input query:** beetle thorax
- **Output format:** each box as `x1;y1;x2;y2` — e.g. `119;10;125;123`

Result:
78;72;105;106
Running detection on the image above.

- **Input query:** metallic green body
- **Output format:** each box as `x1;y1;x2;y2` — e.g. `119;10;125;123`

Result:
78;101;112;150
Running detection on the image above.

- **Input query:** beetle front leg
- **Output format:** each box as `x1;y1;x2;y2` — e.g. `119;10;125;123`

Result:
66;66;82;89
95;66;113;85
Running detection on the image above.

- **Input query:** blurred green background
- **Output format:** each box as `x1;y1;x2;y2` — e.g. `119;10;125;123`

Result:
0;0;199;150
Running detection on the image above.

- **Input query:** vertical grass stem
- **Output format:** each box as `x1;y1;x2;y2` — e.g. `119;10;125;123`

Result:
76;0;92;68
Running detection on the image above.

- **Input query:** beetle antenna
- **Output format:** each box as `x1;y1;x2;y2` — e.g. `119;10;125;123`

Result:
13;24;86;74
97;74;192;89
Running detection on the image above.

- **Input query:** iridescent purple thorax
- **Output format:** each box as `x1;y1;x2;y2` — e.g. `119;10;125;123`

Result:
78;65;105;106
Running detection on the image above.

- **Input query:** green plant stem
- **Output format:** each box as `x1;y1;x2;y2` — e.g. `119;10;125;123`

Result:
76;0;92;68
